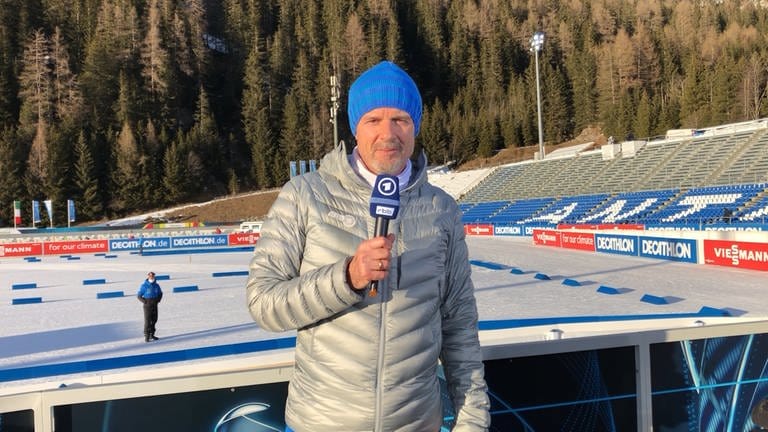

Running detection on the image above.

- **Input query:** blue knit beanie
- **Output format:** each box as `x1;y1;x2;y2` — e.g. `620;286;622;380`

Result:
347;61;422;136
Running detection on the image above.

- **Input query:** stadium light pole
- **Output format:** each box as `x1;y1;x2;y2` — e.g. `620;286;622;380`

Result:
530;31;545;160
330;74;340;146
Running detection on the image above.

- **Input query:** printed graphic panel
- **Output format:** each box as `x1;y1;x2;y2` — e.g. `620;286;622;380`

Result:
483;347;637;431
651;333;768;431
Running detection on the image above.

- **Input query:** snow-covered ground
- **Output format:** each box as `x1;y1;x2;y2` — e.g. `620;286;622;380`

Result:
1;165;767;395
1;234;765;394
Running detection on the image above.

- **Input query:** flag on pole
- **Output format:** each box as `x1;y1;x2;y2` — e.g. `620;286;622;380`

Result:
44;199;53;227
13;200;21;226
32;200;41;224
67;199;76;223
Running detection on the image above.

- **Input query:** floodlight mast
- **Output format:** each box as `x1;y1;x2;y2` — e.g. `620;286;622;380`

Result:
330;74;340;146
530;31;545;160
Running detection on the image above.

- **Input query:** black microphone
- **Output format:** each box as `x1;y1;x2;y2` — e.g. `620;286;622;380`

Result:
368;174;400;296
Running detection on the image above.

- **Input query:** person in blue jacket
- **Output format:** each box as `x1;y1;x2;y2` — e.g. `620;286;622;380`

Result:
137;271;163;342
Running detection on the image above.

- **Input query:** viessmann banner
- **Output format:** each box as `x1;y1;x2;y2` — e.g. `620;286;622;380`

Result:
0;242;43;257
464;224;494;236
704;239;768;271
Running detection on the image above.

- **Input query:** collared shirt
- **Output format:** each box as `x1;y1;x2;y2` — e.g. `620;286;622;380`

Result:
349;146;412;190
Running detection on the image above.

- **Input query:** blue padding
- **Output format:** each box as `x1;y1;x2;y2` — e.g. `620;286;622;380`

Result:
94;253;106;256
104;255;118;258
173;285;199;293
12;297;42;305
597;285;621;295
509;268;524;275
67;256;81;260
83;278;106;285
212;271;249;278
699;306;730;316
534;273;551;280
59;255;71;259
24;257;40;262
155;274;171;280
641;294;669;305
562;278;581;287
97;291;124;299
478;310;731;331
141;247;254;256
469;260;506;270
0;336;297;383
11;283;37;290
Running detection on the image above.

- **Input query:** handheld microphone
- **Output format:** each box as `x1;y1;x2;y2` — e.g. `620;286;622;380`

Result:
368;174;400;296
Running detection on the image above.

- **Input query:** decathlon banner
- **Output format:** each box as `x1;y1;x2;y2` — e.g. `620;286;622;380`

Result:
639;236;697;264
494;225;525;236
171;235;228;249
594;233;639;257
109;237;171;252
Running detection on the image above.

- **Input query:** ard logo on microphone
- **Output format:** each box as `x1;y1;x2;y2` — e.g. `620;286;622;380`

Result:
370;175;400;219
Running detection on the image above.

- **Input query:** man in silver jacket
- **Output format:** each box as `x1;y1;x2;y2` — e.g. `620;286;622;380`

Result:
247;61;490;431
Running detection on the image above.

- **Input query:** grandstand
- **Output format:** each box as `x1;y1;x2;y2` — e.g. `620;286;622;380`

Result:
439;118;768;228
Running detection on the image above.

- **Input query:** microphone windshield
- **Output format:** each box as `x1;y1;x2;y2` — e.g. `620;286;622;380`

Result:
369;174;400;220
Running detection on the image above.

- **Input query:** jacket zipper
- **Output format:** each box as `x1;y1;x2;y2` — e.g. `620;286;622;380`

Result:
374;218;400;431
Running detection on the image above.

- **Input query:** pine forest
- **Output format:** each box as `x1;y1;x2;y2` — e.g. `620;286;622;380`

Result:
1;0;768;224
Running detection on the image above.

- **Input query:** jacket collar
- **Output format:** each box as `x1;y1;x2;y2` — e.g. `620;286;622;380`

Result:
321;143;428;194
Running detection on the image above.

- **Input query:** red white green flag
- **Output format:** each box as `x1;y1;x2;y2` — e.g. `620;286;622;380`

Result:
13;200;21;225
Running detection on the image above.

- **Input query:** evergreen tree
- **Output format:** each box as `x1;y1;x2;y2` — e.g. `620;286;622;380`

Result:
0;127;25;225
420;100;449;165
73;131;102;220
162;137;188;205
243;34;274;189
111;120;143;214
634;90;653;140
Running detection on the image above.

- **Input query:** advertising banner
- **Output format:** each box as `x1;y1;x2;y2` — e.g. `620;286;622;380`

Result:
639;236;697;263
0;242;43;257
44;239;109;255
109;237;171;252
532;229;562;247
594;233;639;256
228;232;260;245
494;225;524;236
464;224;493;236
558;223;644;231
171;235;229;248
561;231;596;251
32;200;41;224
703;239;768;271
67;199;76;222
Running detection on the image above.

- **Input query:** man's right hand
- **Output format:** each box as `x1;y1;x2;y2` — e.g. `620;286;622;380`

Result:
346;234;395;290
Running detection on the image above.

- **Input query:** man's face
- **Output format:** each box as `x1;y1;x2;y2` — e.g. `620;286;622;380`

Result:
354;107;415;175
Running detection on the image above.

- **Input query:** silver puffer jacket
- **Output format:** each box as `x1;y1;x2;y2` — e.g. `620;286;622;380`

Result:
247;144;490;431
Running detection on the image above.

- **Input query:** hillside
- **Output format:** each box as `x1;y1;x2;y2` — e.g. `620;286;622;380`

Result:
153;127;606;224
